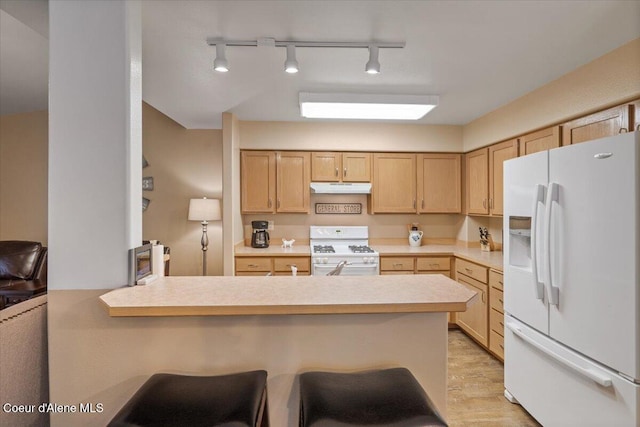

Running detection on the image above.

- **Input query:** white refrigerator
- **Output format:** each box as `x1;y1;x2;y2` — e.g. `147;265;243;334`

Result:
503;131;639;426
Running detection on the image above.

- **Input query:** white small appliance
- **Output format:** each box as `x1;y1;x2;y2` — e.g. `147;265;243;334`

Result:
503;131;639;426
310;226;379;276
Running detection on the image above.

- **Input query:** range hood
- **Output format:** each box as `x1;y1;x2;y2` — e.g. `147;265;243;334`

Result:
310;182;372;194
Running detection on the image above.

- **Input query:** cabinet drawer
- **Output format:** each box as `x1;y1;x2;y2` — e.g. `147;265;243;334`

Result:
490;287;504;313
235;257;271;272
490;308;504;336
274;257;310;272
416;257;450;271
456;258;488;283
381;257;414;272
489;269;503;290
489;329;504;360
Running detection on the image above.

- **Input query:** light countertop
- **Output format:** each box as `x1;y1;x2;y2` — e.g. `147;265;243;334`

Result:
99;274;476;317
235;243;503;271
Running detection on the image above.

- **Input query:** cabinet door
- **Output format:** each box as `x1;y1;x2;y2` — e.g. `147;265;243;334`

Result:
311;152;341;182
562;104;631;145
519;126;560;156
277;152;311;213
241;151;276;213
456;274;489;347
465;148;489;215
417;153;461;213
342;153;371;182
371;153;416;213
489;139;518;216
633;99;640;132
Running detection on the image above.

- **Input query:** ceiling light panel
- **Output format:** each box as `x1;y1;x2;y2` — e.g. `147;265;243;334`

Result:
299;93;439;120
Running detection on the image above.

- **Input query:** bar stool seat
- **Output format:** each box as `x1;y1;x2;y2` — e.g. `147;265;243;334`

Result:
108;370;269;427
299;367;446;427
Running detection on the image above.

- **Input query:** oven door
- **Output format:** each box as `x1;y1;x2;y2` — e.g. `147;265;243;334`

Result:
312;261;379;276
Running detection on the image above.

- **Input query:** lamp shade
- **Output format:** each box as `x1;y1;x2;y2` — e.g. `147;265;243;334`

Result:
188;198;221;221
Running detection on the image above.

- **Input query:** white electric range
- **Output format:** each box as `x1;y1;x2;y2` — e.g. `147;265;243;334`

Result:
309;226;380;276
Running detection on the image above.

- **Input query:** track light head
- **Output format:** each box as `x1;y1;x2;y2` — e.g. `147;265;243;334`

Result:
213;43;229;72
284;44;299;74
365;45;380;74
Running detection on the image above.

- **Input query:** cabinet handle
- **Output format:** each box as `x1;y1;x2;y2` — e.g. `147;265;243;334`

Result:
499;343;504;349
393;263;404;268
483;199;487;209
421;199;425;209
498;280;503;285
465;268;473;273
344;167;347;177
619;127;628;133
637;124;640;131
489;198;493;209
277;199;281;209
248;264;258;268
499;298;503;304
429;263;439;268
413;199;416;209
482;292;486;303
286;264;297;268
335;167;339;177
268;199;272;208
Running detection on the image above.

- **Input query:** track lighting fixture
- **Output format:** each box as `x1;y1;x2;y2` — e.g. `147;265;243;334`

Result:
284;44;299;74
365;46;380;74
213;43;229;72
207;38;404;74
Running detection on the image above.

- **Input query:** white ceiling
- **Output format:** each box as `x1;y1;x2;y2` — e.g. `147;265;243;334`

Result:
1;0;639;129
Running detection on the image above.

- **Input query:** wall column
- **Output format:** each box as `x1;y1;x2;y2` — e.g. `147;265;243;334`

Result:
49;0;141;290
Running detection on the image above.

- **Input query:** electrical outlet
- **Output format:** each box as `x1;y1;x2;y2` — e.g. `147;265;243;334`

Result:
268;220;274;231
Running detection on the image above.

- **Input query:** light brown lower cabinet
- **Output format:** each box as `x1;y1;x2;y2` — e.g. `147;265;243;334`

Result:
455;259;489;347
235;256;310;276
488;269;505;361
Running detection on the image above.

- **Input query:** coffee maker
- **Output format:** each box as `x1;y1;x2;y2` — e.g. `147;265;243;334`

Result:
251;220;270;248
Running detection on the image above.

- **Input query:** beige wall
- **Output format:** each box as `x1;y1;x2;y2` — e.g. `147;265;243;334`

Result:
0;111;48;244
239;121;463;152
141;103;223;275
463;37;640;151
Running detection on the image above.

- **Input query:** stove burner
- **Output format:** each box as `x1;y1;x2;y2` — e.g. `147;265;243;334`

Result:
313;245;335;254
349;245;374;253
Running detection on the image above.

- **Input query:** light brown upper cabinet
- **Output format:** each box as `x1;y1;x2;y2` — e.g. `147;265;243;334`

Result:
311;152;371;182
488;139;518;216
465;148;489;215
371;153;416;213
241;151;310;214
241;151;276;213
519;126;561;156
417;154;461;213
276;151;311;213
562;103;631;145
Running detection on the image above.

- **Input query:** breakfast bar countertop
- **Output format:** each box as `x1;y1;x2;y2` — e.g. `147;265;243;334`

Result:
99;274;476;317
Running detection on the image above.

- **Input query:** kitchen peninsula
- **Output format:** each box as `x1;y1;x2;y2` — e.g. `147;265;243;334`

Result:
99;274;475;426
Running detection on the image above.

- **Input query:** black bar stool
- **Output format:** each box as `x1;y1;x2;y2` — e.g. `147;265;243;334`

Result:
299;367;447;427
108;370;269;427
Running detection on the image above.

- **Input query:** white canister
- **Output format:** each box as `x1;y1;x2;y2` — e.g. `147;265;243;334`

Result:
408;230;423;247
152;244;165;277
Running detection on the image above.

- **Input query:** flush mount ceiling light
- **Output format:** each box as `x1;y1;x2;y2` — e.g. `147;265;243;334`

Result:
207;38;404;74
299;93;439;120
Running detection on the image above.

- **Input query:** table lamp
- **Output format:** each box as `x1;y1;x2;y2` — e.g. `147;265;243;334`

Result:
188;197;221;275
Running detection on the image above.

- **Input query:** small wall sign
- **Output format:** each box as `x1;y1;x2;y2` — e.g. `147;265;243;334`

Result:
315;203;362;214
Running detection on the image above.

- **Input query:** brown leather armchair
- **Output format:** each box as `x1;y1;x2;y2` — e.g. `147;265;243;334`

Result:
0;241;47;309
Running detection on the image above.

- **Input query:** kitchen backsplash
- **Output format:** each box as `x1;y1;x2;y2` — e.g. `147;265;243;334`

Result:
242;194;503;247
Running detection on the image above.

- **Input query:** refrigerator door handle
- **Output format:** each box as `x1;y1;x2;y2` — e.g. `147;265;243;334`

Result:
506;321;613;387
543;182;560;306
531;184;546;300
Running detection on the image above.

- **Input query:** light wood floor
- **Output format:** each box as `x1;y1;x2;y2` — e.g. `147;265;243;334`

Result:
447;330;541;426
